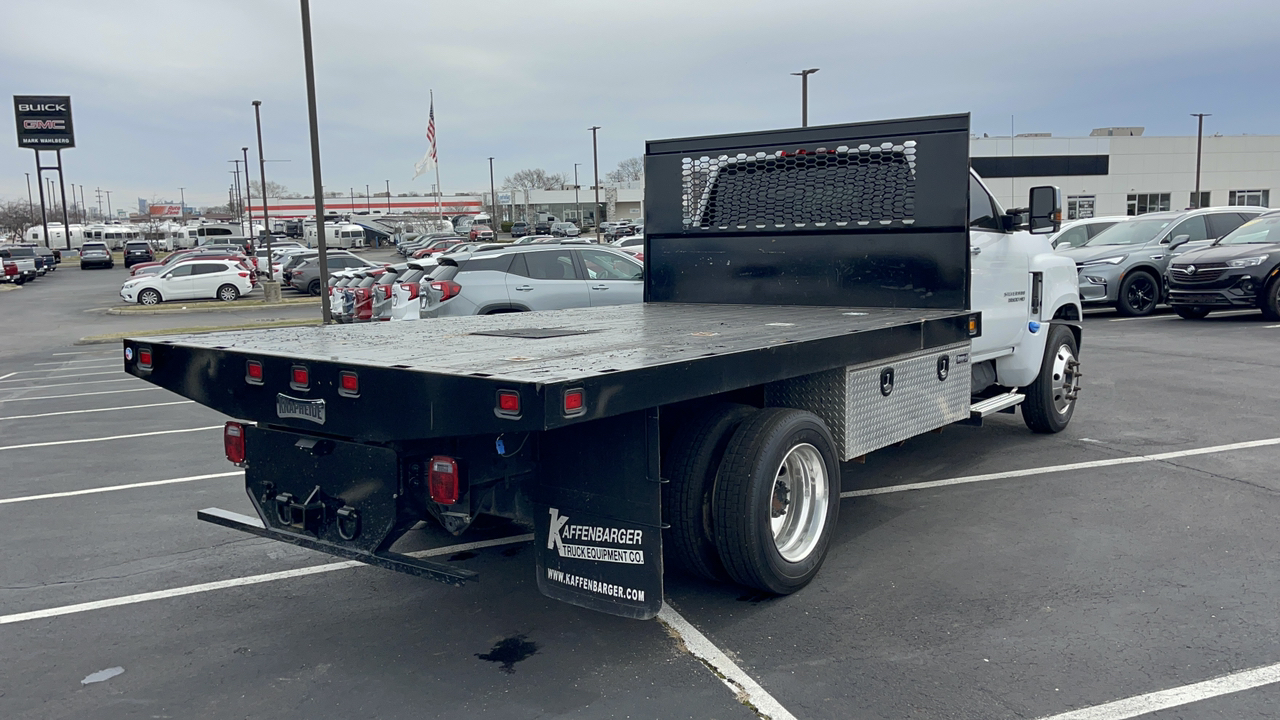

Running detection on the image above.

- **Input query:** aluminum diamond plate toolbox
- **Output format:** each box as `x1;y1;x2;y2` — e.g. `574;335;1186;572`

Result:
765;342;971;460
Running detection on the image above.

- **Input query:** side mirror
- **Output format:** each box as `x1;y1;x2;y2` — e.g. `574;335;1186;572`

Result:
1167;234;1191;250
1028;186;1062;234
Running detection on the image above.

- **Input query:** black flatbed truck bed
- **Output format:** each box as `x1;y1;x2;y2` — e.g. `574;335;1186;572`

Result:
124;113;1006;620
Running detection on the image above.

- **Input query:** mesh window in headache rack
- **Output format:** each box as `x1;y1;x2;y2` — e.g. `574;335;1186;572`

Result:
682;141;918;231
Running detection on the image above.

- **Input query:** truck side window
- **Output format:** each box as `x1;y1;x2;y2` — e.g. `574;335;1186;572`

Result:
968;175;1002;232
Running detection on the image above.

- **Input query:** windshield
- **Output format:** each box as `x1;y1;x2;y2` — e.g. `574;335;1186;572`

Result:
1085;218;1173;246
1217;215;1280;245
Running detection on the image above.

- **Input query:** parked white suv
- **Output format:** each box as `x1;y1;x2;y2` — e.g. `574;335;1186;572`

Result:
120;259;255;305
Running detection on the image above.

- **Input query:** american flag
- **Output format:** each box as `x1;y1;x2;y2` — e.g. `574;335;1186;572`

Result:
413;97;437;179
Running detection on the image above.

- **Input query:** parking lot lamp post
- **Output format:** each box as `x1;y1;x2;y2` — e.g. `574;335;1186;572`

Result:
574;163;581;224
25;173;34;223
78;185;85;223
488;157;497;226
105;190;112;220
590;126;601;243
242;147;252;236
385;180;391;213
179;187;186;222
252;100;274;279
790;68;819;127
1191;113;1211;209
366;184;370;213
299;0;331;323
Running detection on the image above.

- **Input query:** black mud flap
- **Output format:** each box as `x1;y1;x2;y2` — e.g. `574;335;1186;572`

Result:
533;409;664;620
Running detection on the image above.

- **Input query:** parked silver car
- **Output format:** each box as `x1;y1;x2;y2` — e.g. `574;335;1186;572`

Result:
423;245;643;317
1058;207;1264;316
286;252;377;295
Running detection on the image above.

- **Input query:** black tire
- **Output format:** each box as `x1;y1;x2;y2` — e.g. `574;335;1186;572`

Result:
308;279;322;296
217;284;240;302
14;276;25;286
1261;277;1280;321
138;288;161;306
1116;271;1159;316
1022;324;1080;434
713;408;840;595
1174;305;1211;320
662;403;756;581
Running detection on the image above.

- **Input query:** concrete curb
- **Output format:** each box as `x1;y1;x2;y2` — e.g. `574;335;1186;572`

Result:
76;319;322;345
105;298;319;316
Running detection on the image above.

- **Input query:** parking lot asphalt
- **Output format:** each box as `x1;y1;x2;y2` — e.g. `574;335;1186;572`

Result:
2;301;1279;719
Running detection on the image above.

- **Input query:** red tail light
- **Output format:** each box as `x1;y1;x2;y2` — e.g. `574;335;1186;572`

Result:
291;365;309;389
428;456;460;505
378;286;392;298
138;347;153;369
246;359;263;384
224;422;246;465
564;388;585;416
238;272;250;278
431;280;462;301
338;370;359;397
400;283;420;300
496;390;520;416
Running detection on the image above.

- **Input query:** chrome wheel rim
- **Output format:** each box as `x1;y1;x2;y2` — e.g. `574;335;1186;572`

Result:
220;287;235;301
1050;344;1080;415
1126;276;1156;313
769;443;829;563
140;291;158;306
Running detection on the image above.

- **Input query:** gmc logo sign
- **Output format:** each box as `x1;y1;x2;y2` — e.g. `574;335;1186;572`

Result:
23;119;65;130
17;103;68;112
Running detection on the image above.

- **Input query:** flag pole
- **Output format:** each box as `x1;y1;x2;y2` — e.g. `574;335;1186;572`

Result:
432;90;443;227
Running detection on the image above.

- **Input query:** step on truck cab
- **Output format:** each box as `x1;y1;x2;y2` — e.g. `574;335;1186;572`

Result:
124;114;1081;620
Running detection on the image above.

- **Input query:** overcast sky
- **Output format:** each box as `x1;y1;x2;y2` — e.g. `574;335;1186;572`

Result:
2;0;1278;209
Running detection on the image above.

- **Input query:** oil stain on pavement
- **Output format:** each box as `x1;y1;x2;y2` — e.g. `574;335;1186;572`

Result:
477;635;538;674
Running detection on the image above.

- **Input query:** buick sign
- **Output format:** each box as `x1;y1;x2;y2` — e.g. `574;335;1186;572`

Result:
14;95;75;149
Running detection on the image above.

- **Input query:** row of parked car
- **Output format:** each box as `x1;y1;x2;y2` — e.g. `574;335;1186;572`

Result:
1;243;61;285
1047;205;1279;318
315;235;646;323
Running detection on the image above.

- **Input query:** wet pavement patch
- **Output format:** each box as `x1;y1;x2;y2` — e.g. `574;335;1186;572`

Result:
476;635;538;674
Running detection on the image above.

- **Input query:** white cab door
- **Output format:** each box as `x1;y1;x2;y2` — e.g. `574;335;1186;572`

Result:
969;175;1027;357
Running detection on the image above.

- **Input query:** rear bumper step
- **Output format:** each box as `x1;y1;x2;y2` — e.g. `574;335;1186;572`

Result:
960;392;1025;426
197;507;479;586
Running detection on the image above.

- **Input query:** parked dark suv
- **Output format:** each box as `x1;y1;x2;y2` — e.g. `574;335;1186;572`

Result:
1168;209;1280;320
123;240;155;268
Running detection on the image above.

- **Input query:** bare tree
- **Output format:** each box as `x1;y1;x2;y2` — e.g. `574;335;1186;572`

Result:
0;200;39;237
503;168;567;191
248;180;291;198
605;157;643;183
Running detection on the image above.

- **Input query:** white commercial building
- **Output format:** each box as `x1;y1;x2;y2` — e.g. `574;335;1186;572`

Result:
971;128;1279;219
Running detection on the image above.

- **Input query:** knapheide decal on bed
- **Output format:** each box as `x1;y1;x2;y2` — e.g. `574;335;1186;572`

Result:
546;508;645;565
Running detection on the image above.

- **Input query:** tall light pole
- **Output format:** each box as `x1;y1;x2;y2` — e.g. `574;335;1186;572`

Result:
178;187;186;222
590;126;601;243
78;185;85;223
24;173;34;222
105;190;113;220
1191;113;1211;209
790;68;819;127
365;184;370;213
300;0;331;322
95;187;103;219
242;147;252;236
229;159;246;228
573;162;582;224
488;157;497;225
252;100;274;277
385;180;391;213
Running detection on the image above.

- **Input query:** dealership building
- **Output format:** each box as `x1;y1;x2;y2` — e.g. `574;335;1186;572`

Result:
971;128;1280;219
247;182;643;226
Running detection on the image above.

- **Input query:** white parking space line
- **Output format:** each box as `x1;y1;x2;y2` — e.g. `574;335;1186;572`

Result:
0;425;222;451
658;604;799;720
0;471;242;505
1267;324;1280;329
33;359;121;366
0;370;120;382
841;437;1280;498
1035;660;1280;720
0;400;194;422
0;372;15;381
50;351;115;356
0;387;162;403
1108;309;1260;323
0;378;139;392
0;534;533;626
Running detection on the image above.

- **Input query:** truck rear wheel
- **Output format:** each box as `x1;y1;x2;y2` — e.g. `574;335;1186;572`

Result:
1022;324;1080;434
713;408;840;594
661;403;755;581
